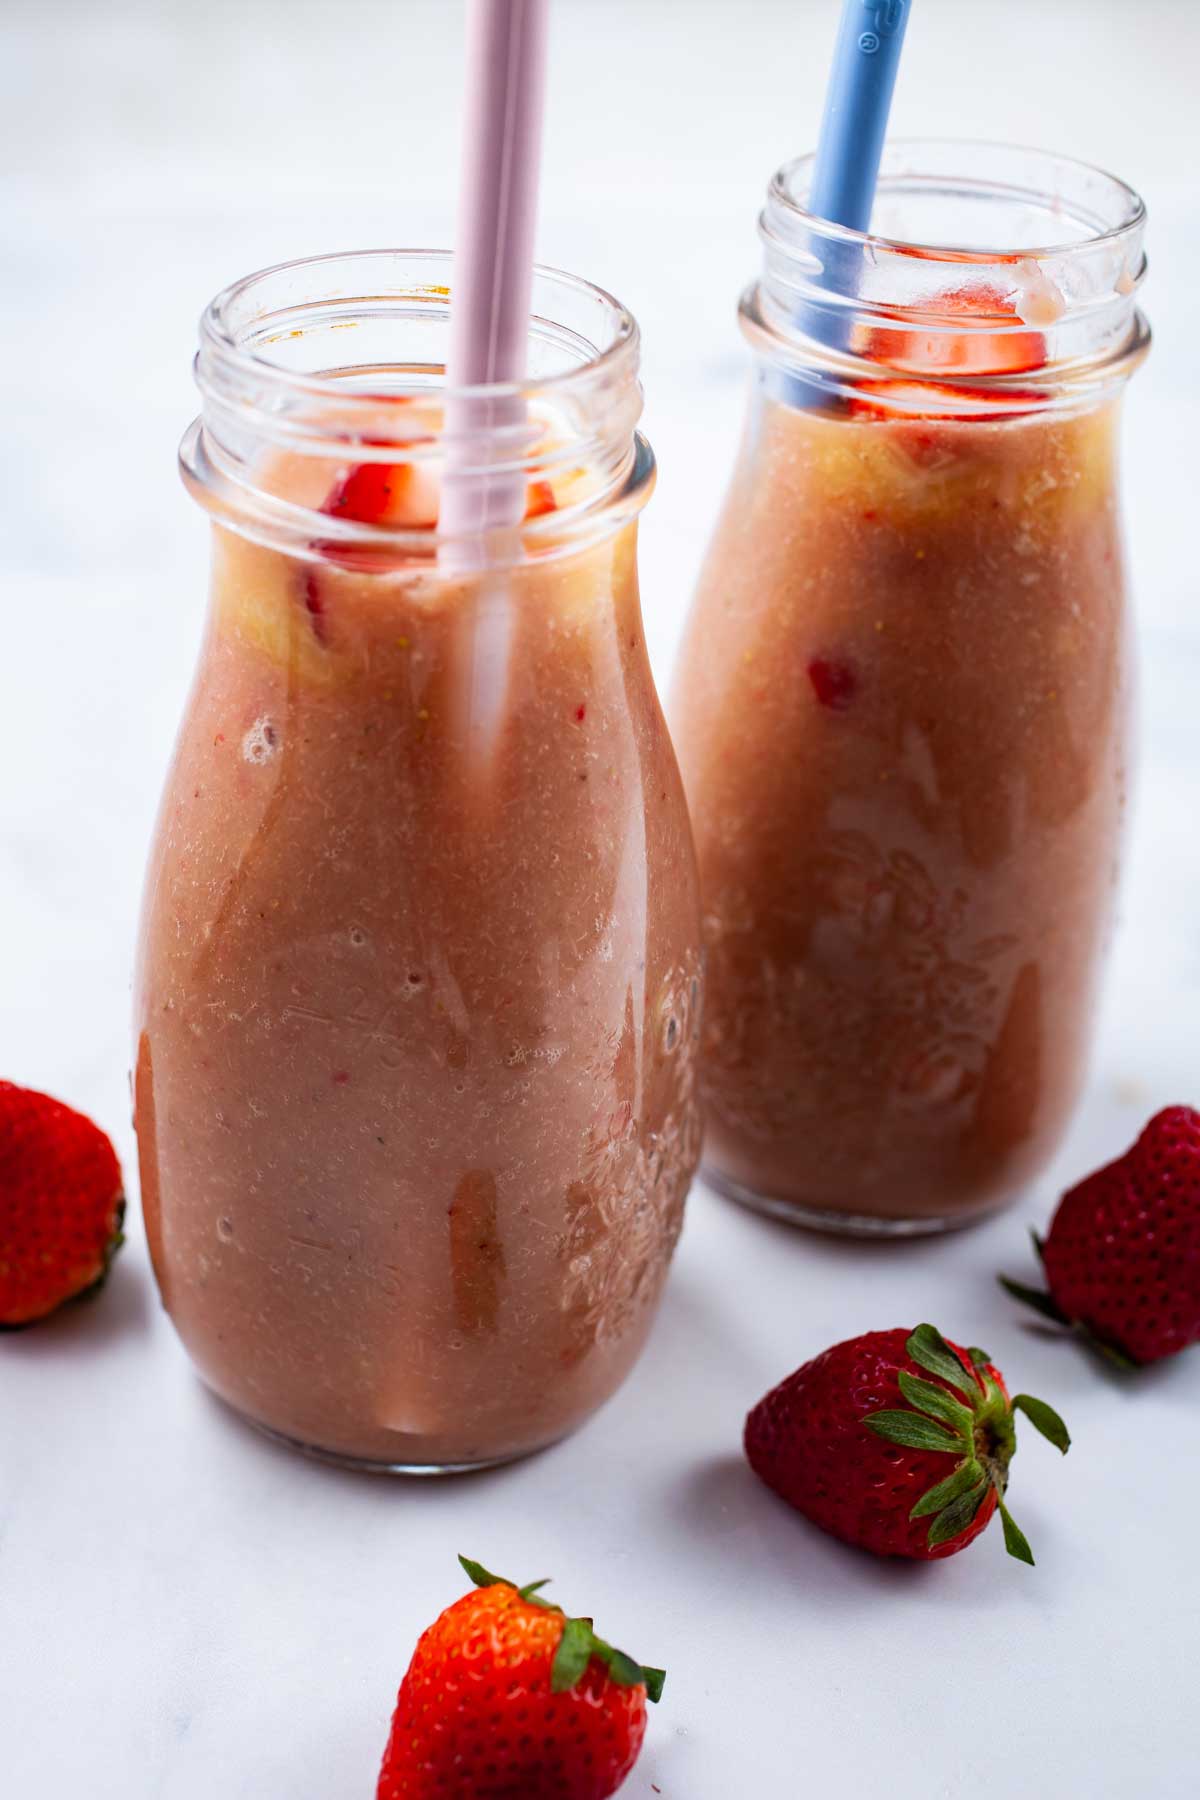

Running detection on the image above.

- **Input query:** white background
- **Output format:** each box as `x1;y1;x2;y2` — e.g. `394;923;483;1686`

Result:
2;2;1198;1794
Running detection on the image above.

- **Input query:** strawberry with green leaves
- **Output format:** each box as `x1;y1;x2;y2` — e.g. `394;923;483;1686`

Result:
376;1555;663;1799
745;1325;1069;1564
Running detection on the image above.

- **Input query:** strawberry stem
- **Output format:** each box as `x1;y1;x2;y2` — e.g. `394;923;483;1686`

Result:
1012;1394;1071;1454
999;1274;1143;1369
997;1498;1034;1566
457;1555;665;1702
864;1326;1068;1563
997;1274;1071;1326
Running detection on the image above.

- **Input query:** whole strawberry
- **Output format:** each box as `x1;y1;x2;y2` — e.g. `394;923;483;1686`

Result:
1001;1106;1200;1366
376;1555;664;1799
0;1081;125;1327
745;1325;1069;1563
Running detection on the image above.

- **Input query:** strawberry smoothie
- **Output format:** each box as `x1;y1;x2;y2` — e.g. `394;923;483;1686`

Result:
672;145;1148;1232
134;257;702;1467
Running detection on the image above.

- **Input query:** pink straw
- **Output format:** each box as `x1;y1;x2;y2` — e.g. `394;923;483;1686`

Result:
440;0;550;542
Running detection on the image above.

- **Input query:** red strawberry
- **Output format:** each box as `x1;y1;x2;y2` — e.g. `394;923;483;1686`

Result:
312;461;553;589
325;462;557;530
0;1081;125;1327
849;281;1046;424
807;657;857;712
308;457;441;584
846;377;1044;424
376;1555;664;1799
860;280;1046;378
1001;1107;1200;1366
745;1325;1069;1564
324;460;439;529
525;477;559;519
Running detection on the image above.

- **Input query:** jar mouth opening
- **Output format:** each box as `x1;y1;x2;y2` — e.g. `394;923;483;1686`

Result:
770;139;1146;263
200;248;640;415
188;251;650;563
754;140;1148;406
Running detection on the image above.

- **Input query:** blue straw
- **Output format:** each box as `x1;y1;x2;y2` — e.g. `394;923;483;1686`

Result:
811;1;913;234
774;1;914;408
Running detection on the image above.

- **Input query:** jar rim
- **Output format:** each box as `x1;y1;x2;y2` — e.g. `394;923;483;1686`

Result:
769;139;1146;263
200;247;640;409
187;250;650;564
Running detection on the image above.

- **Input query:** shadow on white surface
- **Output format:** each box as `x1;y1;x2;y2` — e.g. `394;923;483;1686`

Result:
193;1377;568;1498
673;1450;1007;1611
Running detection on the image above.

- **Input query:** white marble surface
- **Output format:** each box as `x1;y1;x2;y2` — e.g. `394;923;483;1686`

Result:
2;2;1198;1795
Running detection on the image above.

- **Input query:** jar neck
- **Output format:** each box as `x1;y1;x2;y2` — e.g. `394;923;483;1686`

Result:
184;251;652;566
745;140;1149;417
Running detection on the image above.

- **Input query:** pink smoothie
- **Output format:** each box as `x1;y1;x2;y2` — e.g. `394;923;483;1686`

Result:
136;439;702;1466
672;390;1129;1229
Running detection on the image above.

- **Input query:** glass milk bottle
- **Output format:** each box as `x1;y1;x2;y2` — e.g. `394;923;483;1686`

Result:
672;144;1148;1234
135;254;702;1468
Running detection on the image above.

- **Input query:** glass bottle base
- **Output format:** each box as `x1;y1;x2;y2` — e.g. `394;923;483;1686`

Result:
704;1164;996;1239
207;1385;556;1476
256;1422;531;1476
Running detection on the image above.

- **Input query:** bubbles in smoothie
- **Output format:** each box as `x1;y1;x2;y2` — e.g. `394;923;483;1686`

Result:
242;717;279;764
216;1215;235;1243
595;911;618;963
348;926;369;949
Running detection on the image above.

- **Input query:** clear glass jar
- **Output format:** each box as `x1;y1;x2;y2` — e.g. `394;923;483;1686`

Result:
134;252;702;1469
672;144;1148;1235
